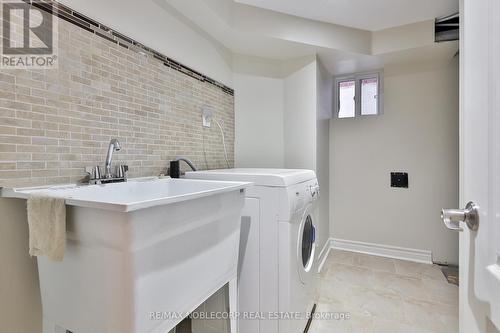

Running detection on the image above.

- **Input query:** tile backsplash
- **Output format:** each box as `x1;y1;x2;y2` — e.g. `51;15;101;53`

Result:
0;4;234;188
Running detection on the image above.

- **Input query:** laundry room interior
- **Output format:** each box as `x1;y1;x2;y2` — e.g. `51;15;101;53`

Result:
3;0;497;333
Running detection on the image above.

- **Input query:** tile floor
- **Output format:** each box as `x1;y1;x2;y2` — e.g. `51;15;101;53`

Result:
310;250;458;333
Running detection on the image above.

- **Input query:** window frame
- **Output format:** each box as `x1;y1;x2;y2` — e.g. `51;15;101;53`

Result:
334;70;384;119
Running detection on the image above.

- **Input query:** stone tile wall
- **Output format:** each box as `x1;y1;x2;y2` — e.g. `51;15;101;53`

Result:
0;7;234;187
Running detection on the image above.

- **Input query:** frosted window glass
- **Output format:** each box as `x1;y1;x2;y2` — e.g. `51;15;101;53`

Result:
361;78;378;115
338;80;355;118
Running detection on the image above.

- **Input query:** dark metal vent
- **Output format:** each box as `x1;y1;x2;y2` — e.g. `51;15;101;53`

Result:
435;13;459;42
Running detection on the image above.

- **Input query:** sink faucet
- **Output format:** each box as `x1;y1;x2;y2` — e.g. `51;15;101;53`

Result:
84;139;127;184
174;156;197;171
105;139;121;178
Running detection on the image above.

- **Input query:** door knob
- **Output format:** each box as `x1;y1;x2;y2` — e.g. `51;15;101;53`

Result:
441;201;479;232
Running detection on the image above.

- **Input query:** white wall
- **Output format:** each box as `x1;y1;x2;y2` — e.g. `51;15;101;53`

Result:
315;61;333;255
330;59;459;264
59;0;233;87
284;62;317;170
371;20;434;55
234;74;285;168
233;56;320;171
284;59;331;256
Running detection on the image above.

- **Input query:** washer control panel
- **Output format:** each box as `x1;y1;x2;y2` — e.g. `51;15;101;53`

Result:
309;183;320;199
279;178;319;220
296;179;320;209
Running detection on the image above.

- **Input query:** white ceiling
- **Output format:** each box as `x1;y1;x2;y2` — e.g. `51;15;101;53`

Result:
234;0;459;31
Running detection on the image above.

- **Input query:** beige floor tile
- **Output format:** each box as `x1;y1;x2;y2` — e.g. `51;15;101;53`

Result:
393;260;446;282
318;280;388;320
309;316;373;333
315;300;356;316
420;277;459;306
317;278;351;303
323;262;373;286
370;270;428;302
309;302;374;333
346;287;406;322
372;319;435;333
352;253;397;273
402;297;458;333
316;251;458;333
329;249;357;265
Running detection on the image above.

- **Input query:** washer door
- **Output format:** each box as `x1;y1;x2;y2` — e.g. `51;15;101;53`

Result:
297;205;316;283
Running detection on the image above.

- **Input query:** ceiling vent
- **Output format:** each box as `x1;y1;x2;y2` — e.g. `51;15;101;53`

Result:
435;13;459;42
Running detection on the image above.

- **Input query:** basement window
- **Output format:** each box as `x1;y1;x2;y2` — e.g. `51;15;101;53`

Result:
334;71;383;118
338;80;356;118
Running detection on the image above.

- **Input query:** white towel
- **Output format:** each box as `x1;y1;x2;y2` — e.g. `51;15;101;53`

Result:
27;194;66;261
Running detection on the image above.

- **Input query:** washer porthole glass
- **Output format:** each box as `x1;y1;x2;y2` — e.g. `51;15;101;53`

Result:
302;215;314;269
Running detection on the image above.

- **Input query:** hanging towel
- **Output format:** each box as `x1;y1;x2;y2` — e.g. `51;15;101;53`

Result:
27;194;66;261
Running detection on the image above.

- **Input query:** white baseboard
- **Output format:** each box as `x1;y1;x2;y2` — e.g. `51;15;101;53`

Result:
317;239;331;273
328;238;433;264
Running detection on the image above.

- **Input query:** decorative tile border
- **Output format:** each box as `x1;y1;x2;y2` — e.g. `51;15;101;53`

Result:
21;0;234;96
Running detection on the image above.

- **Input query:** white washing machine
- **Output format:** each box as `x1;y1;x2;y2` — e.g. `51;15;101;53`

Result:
185;169;319;333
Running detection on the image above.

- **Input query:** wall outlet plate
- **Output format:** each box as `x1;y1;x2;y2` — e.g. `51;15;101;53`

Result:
202;115;211;128
391;172;409;188
201;106;213;128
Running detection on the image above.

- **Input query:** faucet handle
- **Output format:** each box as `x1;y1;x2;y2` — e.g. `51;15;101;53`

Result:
84;166;93;175
116;165;129;179
84;166;101;179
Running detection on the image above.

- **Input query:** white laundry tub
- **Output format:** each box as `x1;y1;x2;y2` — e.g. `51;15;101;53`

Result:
2;177;250;333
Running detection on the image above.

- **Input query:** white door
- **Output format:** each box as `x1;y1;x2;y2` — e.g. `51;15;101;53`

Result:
454;0;500;332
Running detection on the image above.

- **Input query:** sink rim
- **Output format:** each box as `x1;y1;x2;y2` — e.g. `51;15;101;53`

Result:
0;177;252;212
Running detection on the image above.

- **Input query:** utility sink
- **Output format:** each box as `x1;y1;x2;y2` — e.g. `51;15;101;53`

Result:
1;177;250;333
